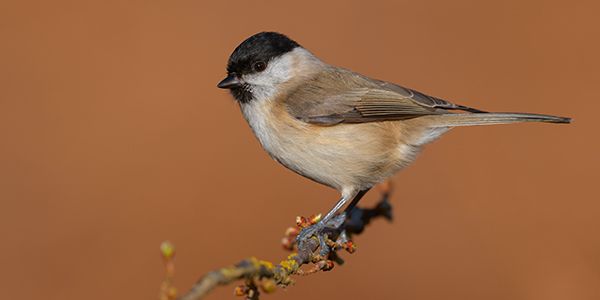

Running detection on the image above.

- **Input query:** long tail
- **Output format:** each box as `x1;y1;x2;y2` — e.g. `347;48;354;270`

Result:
426;112;571;128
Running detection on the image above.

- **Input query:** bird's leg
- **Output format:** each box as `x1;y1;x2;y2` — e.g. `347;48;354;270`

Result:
297;190;370;256
342;188;372;216
378;180;393;200
344;181;393;235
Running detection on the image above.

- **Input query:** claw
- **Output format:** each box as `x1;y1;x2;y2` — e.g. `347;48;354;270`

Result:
318;234;330;257
296;222;326;248
296;212;349;255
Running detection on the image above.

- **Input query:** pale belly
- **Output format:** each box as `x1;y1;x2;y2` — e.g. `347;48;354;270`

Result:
240;101;423;192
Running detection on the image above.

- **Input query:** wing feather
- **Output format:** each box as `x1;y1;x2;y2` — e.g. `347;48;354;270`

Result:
284;67;485;125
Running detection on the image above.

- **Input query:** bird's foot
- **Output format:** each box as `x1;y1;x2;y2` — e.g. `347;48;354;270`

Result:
295;213;347;257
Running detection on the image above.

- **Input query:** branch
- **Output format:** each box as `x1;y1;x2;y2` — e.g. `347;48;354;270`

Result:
160;183;393;300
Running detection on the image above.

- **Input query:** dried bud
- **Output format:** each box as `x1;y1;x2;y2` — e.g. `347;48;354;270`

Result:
343;241;356;254
281;237;294;251
160;241;175;260
166;287;177;300
260;279;277;293
285;226;299;237
234;285;249;297
309;213;322;224
317;260;335;272
295;216;310;228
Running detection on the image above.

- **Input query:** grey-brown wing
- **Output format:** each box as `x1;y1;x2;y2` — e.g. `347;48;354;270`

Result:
374;80;486;113
285;68;485;125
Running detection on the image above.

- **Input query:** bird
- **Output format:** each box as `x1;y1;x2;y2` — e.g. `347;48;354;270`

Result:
217;31;570;251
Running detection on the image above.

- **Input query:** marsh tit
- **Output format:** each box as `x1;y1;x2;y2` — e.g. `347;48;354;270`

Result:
217;32;570;250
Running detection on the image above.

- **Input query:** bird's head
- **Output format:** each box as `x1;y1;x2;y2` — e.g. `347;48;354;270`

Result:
218;32;322;103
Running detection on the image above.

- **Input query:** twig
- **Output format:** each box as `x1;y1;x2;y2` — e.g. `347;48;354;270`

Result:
162;183;394;300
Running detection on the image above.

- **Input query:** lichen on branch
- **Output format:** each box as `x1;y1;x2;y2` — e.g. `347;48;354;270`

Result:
160;183;393;300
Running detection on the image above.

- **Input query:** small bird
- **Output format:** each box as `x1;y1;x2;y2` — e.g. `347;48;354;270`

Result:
217;32;570;250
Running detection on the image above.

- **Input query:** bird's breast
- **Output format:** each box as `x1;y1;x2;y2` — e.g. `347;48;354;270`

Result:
239;100;419;191
240;100;328;184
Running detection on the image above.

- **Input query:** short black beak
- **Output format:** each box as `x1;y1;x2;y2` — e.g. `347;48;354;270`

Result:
217;74;241;89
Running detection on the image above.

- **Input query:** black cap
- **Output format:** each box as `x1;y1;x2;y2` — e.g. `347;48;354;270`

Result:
218;32;300;103
225;32;300;76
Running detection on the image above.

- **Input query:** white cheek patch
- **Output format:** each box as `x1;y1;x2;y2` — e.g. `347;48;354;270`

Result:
241;52;296;101
240;48;323;103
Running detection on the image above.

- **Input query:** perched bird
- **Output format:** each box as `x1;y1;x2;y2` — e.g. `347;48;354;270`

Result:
217;32;570;250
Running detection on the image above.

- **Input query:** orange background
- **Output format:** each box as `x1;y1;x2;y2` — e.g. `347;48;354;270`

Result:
1;1;599;300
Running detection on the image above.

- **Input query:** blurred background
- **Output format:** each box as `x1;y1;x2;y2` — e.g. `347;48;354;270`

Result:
1;0;599;299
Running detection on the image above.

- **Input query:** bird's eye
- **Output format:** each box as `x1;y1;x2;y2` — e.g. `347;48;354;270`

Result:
253;61;267;72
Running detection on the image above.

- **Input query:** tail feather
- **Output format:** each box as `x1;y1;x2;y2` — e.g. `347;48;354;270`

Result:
426;112;571;128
